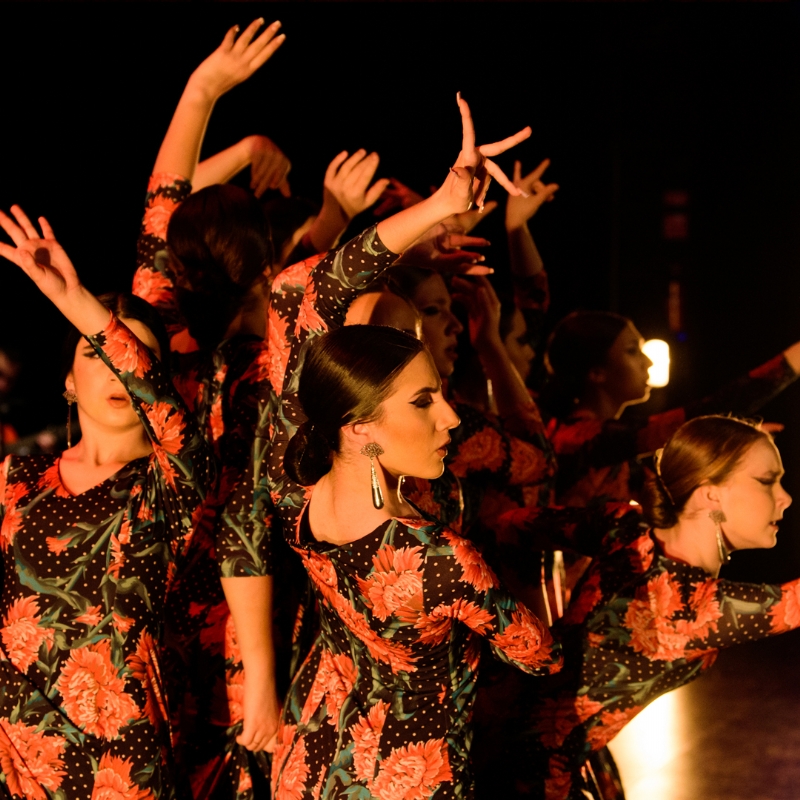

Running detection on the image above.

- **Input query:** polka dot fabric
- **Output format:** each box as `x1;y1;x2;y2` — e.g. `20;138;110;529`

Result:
0;314;212;800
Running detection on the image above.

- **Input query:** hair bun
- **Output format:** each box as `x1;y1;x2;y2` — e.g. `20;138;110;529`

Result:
284;420;333;486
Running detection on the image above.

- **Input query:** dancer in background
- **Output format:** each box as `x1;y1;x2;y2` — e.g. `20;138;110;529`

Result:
543;311;800;509
268;94;562;800
499;415;800;799
0;207;212;799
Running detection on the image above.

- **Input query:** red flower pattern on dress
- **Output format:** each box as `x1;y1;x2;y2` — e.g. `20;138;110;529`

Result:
295;278;326;336
536;694;605;749
143;194;179;241
91;751;155;800
127;629;168;731
145;401;185;489
300;649;357;731
548;416;603;454
301;550;340;606
1;595;55;672
350;700;389;784
209;394;224;443
680;579;723;639
543;754;573;800
357;545;424;621
586;706;644;751
109;534;126;579
198;602;241;663
56;639;140;739
268;307;292;393
272;724;310;800
627;533;655;572
370;738;453;800
562;570;603;625
37;462;71;499
508;438;550;486
441;530;498;591
75;604;104;627
491;607;558;671
146;172;186;193
211;669;244;727
1;481;29;551
769;578;800;632
417;599;495;647
102;317;152;379
132;268;174;308
0;718;66;800
448;427;505;476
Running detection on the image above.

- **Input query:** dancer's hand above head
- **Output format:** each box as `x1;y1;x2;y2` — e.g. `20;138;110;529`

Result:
505;159;559;231
451;275;503;354
0;206;109;334
376;94;529;254
372;177;426;217
249;135;292;198
323;150;390;223
190;19;286;101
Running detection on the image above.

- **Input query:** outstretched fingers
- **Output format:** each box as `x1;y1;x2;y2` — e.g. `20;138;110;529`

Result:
457;93;476;157
0;209;27;247
232;18;268;54
484;159;522;196
248;23;286;71
10;205;40;241
478;126;532;158
38;216;56;240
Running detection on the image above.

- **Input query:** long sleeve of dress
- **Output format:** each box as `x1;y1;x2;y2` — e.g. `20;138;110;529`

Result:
86;313;214;535
132;172;194;349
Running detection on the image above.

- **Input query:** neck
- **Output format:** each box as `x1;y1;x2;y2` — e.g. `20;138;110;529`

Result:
65;413;153;466
310;454;413;545
576;387;623;422
653;515;726;577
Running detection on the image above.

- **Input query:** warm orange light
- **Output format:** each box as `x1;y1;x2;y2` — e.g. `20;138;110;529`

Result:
643;339;670;388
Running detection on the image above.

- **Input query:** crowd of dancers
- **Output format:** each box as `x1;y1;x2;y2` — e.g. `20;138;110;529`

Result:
1;19;799;800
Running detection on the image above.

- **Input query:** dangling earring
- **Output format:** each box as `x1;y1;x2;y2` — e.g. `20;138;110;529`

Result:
360;443;385;509
709;510;730;564
63;390;77;449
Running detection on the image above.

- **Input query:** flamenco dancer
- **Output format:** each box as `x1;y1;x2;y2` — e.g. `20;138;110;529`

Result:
500;415;800;799
267;96;563;799
0;208;212;798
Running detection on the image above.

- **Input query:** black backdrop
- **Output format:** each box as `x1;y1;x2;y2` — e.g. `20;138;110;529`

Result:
1;2;800;582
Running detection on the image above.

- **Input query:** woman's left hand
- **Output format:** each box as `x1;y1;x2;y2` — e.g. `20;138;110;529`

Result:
451;275;503;353
235;670;281;753
0;206;81;300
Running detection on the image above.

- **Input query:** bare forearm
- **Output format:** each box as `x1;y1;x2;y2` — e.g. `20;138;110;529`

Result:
783;341;800;374
376;190;452;255
506;223;544;277
193;137;253;192
477;340;534;418
153;80;217;182
220;575;276;681
307;202;349;253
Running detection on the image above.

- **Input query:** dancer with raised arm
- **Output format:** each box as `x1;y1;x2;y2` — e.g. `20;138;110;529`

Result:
0;208;212;799
498;415;800;799
267;96;562;799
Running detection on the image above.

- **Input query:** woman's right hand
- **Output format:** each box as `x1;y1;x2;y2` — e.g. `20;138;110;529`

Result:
189;19;286;101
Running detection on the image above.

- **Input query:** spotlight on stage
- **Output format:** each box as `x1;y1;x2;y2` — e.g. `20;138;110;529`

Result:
643;339;670;388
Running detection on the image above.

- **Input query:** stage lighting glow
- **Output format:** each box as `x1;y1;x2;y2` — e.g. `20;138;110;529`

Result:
643;339;670;388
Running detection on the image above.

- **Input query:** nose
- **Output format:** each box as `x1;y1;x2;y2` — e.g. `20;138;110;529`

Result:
446;310;463;336
779;485;792;511
438;401;461;431
643;351;653;369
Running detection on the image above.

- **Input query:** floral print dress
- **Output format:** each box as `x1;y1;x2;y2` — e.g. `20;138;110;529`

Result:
0;314;213;800
133;173;277;799
496;504;800;800
547;354;798;508
266;226;562;800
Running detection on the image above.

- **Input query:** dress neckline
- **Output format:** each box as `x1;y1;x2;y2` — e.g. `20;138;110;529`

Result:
55;454;150;498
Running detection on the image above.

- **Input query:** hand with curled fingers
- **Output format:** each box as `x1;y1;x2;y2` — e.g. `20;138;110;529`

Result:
190;18;286;101
323;149;391;222
505;159;559;231
451;275;503;354
372;177;426;217
235;672;281;754
249;135;291;199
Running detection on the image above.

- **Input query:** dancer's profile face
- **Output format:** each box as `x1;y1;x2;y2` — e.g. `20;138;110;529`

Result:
366;350;460;480
714;438;792;551
65;318;162;435
597;322;652;407
410;275;463;379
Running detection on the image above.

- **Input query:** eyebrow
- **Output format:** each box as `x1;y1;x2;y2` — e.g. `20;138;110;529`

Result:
411;384;441;398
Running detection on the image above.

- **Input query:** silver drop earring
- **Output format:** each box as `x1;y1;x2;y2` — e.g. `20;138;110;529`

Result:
63;390;77;449
360;443;385;509
709;510;730;564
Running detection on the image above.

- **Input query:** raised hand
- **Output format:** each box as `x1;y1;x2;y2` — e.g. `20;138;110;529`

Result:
372;178;426;217
249;135;292;198
190;19;286;101
323;150;391;221
505;159;559;231
451;275;503;353
0;206;80;299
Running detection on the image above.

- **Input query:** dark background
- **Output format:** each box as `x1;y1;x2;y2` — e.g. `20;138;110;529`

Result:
1;3;800;582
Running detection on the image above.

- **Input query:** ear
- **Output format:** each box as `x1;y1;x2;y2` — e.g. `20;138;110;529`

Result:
64;372;76;395
340;421;379;453
695;483;723;514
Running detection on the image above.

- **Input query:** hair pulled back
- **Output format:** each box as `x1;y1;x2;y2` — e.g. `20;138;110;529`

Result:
61;292;169;382
641;415;770;528
167;184;273;350
541;310;630;418
284;325;425;486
